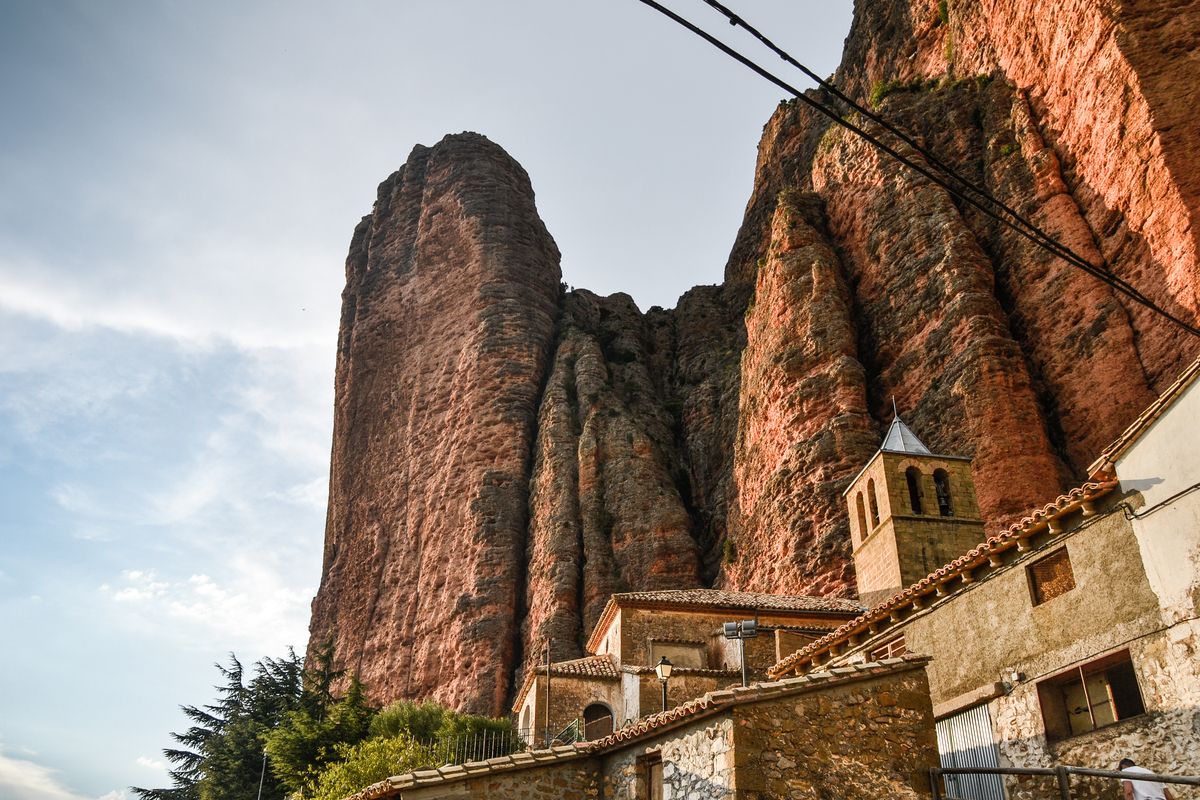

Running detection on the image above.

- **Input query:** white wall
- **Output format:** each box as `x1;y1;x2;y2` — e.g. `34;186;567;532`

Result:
1115;376;1200;624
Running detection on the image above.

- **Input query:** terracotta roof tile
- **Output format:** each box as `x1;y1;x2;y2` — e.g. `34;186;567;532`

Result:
541;654;620;679
768;480;1118;679
511;655;619;714
608;588;864;614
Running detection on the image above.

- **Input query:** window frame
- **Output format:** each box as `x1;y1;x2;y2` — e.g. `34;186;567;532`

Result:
638;751;663;800
1036;650;1146;741
1026;547;1076;606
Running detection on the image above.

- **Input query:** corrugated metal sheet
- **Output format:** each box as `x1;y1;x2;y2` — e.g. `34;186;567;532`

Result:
936;703;1006;800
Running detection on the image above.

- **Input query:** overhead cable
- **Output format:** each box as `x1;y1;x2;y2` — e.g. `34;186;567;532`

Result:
631;0;1200;338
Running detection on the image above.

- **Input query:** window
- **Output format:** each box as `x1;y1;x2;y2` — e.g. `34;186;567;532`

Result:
1037;651;1146;740
867;478;880;528
906;467;924;514
933;469;953;516
855;492;868;542
868;635;907;661
639;752;663;800
1028;548;1076;605
520;705;531;738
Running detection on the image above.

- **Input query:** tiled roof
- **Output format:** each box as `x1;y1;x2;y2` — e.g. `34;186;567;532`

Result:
591;655;928;750
619;665;742;677
586;589;863;654
608;588;864;614
1089;354;1200;478
543;654;620;679
511;655;619;713
769;480;1118;678
348;655;932;800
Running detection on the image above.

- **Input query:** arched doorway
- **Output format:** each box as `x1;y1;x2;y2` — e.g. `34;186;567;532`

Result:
583;702;614;740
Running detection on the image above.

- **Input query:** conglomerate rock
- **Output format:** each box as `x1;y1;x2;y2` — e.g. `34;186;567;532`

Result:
310;0;1200;713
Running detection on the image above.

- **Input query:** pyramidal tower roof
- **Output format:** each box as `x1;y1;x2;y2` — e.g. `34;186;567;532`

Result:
879;414;932;455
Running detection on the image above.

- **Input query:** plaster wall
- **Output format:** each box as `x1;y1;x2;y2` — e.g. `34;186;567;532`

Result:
828;500;1200;797
870;507;1162;705
1116;378;1200;625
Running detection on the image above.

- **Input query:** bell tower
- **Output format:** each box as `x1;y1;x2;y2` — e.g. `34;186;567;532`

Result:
845;413;985;606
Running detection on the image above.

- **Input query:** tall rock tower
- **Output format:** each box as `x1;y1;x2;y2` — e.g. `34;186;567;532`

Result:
309;133;562;715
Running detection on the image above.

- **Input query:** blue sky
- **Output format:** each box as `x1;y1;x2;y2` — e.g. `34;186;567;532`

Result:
0;1;852;797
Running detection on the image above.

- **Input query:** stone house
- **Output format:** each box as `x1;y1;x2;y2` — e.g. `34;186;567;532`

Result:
511;588;863;744
770;358;1200;799
349;655;938;800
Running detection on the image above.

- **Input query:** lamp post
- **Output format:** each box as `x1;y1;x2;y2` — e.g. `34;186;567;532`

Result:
544;637;553;748
256;747;267;800
723;619;758;687
655;656;673;712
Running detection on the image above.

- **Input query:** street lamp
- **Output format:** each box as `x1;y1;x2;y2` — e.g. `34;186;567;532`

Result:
655;656;673;712
723;619;758;687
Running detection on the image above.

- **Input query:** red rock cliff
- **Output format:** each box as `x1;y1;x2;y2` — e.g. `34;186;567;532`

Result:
309;133;562;714
311;0;1200;713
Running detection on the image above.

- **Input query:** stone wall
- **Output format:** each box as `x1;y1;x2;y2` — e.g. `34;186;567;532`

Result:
733;667;939;799
601;717;736;800
988;621;1200;800
619;607;850;673
851;450;986;605
373;660;939;800
399;757;601;800
522;673;624;744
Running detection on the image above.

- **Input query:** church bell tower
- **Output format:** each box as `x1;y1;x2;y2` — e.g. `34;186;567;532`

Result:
845;413;985;606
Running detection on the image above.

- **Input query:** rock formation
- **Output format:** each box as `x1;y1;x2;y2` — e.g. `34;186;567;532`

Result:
311;0;1200;715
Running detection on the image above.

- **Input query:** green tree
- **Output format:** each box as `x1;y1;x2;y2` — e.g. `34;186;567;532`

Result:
264;676;375;796
132;651;309;800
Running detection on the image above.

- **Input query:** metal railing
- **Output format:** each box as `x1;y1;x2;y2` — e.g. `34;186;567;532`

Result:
931;765;1200;799
417;729;527;767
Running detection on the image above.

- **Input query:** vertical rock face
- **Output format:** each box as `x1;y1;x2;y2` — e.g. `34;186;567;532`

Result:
312;0;1200;713
309;133;562;715
724;193;877;596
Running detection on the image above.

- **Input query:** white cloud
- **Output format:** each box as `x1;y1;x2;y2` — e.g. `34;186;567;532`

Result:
98;791;127;800
0;744;88;800
101;559;313;654
134;756;164;771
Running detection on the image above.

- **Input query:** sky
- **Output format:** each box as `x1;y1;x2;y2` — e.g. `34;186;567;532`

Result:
0;1;853;797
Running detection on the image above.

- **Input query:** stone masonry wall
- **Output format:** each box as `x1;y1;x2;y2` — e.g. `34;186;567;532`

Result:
399;757;601;800
734;666;939;799
601;717;737;800
989;619;1200;800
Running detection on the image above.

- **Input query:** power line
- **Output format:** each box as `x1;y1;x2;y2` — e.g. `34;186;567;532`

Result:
699;0;1079;259
632;0;1200;338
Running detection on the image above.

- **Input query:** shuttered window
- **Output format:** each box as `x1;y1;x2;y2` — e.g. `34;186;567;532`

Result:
1028;548;1075;605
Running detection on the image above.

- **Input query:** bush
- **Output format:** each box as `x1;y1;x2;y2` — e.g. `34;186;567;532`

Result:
308;735;435;800
368;700;514;743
